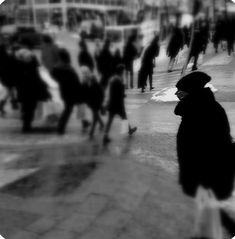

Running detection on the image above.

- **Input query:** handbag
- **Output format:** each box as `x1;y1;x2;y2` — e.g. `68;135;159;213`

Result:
194;186;223;239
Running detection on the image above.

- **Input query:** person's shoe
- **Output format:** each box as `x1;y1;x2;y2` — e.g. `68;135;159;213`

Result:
141;88;145;93
192;66;198;71
103;136;111;145
167;69;173;72
128;127;137;136
150;87;155;91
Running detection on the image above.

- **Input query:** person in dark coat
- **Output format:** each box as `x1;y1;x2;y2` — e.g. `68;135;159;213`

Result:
224;18;235;56
200;19;210;55
51;48;83;134
15;48;51;133
103;64;137;144
186;25;205;71
113;48;123;71
78;39;94;72
80;66;104;139
182;26;190;48
167;26;184;72
212;18;223;53
95;39;114;89
138;35;160;92
175;71;235;238
123;34;138;89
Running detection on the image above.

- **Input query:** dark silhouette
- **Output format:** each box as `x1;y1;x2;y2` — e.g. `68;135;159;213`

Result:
51;48;83;134
123;34;138;89
138;35;160;92
175;71;235;238
103;64;137;144
80;66;104;139
167;26;184;72
200;19;210;55
96;39;114;89
182;26;190;47
212;18;223;53
186;25;204;71
175;71;235;200
113;49;123;71
15;48;51;133
78;39;94;72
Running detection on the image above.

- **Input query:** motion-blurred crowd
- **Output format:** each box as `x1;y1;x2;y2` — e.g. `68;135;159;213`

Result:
0;15;234;142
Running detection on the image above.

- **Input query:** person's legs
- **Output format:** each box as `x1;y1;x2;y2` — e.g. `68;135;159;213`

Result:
121;109;137;136
97;111;104;130
130;65;134;89
168;57;174;72
125;70;129;89
89;110;99;139
192;54;199;71
227;40;232;56
103;113;114;143
149;73;154;90
58;102;73;134
22;101;37;133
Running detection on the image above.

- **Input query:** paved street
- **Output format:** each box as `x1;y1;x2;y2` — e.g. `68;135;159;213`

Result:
0;36;235;239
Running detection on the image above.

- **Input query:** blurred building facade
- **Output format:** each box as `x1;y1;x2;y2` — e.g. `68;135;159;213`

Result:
0;0;143;27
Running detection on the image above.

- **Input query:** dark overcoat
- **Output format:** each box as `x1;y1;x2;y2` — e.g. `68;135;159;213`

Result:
175;88;235;200
167;27;184;58
51;65;83;104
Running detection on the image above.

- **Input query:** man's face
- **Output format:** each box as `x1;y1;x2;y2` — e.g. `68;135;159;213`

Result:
175;90;189;100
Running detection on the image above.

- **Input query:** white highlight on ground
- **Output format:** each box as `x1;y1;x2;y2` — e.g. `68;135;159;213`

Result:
0;235;5;239
0;0;5;5
151;84;218;102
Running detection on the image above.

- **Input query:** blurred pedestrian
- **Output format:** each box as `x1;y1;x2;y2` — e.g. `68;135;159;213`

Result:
200;19;210;55
174;71;235;238
103;64;137;144
123;34;138;89
167;26;184;72
41;34;60;72
15;48;51;133
212;19;222;53
186;26;204;71
78;39;94;72
95;39;114;89
182;26;190;48
138;35;160;92
51;48;83;134
113;48;123;71
80;66;104;139
224;18;235;56
0;43;18;115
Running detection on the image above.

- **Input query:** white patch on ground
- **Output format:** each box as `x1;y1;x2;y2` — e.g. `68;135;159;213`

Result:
151;87;179;102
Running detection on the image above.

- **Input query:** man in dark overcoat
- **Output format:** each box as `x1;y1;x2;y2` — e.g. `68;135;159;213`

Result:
175;71;235;237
